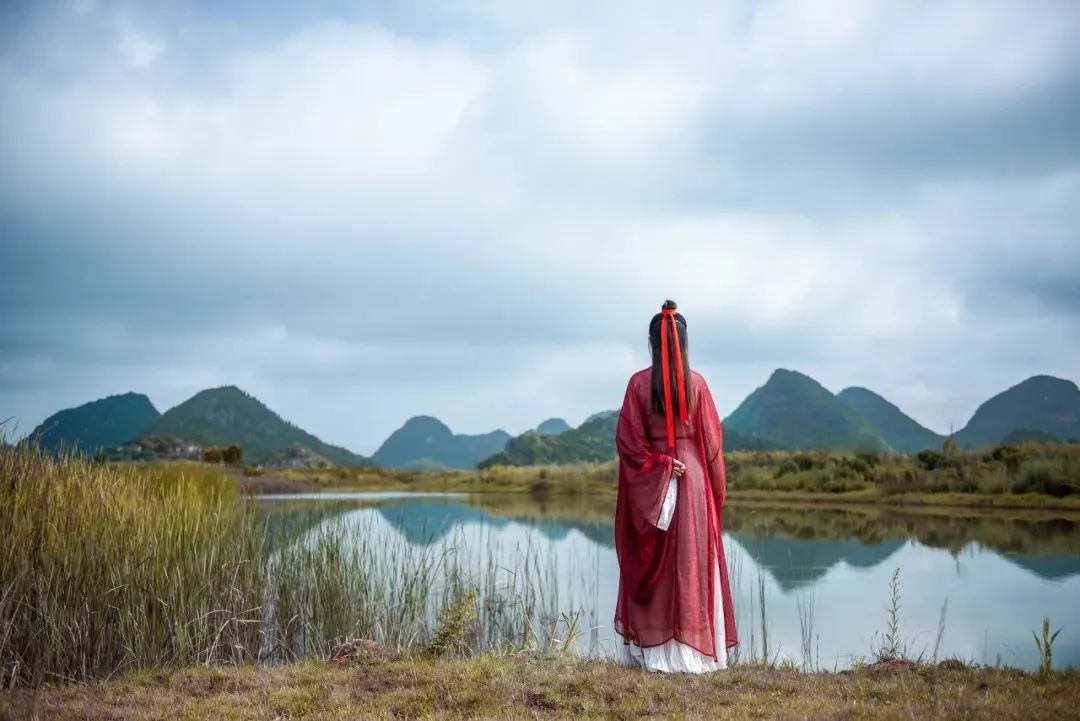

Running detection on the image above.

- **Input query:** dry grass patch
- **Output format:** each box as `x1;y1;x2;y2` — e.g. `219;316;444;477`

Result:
3;655;1079;720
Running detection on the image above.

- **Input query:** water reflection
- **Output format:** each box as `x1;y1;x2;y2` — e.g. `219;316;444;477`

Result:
252;493;1080;670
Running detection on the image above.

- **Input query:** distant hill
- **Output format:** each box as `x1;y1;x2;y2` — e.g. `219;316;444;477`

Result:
837;386;944;453
372;415;511;470
534;418;571;435
583;409;618;425
479;405;779;468
145;386;368;466
723;426;784;452
954;375;1080;448
27;392;160;455
1000;428;1060;445
725;369;891;452
479;411;618;468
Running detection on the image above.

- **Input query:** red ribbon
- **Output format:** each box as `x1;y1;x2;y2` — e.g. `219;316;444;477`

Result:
660;308;688;450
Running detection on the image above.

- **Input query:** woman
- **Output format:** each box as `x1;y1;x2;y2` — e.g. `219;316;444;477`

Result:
614;300;738;673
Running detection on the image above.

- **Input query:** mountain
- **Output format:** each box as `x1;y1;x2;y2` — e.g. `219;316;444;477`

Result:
27;392;160;455
954;375;1080;448
479;411;619;468
837;387;944;453
583;409;618;424
145;386;368;466
722;426;784;452
534;418;571;435
479;407;780;468
1000;428;1060;445
725;369;891;452
372;415;511;470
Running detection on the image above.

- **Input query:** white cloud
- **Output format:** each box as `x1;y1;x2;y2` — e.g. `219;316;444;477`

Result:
1;0;1078;448
117;30;164;69
517;33;703;158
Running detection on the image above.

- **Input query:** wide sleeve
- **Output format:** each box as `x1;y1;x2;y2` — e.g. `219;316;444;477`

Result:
615;375;676;536
696;374;727;509
614;374;677;603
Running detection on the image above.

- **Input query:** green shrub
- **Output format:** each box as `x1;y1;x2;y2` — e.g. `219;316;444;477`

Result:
1015;461;1075;498
916;450;947;471
222;445;244;465
775;459;800;477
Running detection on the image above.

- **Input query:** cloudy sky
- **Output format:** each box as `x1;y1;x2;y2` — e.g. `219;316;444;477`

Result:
2;0;1078;454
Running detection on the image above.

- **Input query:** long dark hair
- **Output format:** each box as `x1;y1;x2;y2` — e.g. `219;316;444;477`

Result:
648;299;692;416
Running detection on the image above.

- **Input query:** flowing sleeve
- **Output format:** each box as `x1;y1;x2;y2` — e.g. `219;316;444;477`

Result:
615;375;675;536
697;374;727;509
614;373;677;603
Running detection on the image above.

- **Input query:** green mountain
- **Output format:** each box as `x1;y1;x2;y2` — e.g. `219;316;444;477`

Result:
837;386;944;453
534;418;571;435
27;392;160;455
479;411;618;468
723;426;784;451
145;386;368;466
372;416;511;470
1000;428;1060;445
479;407;779;468
954;375;1080;448
725;369;891;452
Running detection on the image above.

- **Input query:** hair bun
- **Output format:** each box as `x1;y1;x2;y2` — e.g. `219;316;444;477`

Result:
662;299;678;311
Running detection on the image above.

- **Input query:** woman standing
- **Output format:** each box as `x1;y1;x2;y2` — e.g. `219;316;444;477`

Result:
614;300;738;673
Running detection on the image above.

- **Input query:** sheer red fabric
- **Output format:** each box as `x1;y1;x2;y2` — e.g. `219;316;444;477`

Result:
614;368;738;658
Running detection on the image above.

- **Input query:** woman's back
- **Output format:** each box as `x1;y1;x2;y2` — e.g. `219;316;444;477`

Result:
613;301;737;673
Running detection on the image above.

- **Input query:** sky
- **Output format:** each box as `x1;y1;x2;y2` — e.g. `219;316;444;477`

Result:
1;0;1079;455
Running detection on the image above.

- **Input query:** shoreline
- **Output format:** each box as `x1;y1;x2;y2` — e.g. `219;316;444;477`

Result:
234;468;1080;514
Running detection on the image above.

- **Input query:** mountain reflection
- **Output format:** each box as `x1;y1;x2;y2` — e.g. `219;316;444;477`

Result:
254;493;1080;583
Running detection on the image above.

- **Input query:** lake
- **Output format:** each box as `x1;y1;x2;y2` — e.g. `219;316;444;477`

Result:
254;492;1080;670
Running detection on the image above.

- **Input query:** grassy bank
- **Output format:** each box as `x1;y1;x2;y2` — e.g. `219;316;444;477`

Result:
4;445;1078;700
5;654;1079;720
243;441;1080;511
0;449;510;687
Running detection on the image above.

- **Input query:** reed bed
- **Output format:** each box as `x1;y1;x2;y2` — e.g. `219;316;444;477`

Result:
0;447;594;687
0;449;269;686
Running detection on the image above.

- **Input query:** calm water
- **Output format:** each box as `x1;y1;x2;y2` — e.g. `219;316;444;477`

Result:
255;492;1080;670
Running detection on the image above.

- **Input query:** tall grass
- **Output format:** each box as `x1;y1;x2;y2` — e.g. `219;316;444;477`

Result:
0;447;594;687
0;448;272;686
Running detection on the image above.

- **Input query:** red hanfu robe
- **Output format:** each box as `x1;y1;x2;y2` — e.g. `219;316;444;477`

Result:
613;367;738;661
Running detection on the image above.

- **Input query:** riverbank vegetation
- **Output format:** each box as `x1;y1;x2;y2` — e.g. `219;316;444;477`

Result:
0;448;520;687
3;445;1078;698
246;441;1080;509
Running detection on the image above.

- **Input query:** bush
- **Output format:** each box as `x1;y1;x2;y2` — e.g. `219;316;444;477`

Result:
222;445;244;466
916;450;947;471
775;459;800;477
732;466;772;490
1014;462;1075;498
856;451;881;467
843;457;871;477
991;445;1025;474
878;469;920;496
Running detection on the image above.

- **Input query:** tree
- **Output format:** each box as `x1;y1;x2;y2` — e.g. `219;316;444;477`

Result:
222;445;244;466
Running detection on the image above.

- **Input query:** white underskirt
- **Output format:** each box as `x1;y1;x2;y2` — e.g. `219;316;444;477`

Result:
617;477;728;673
